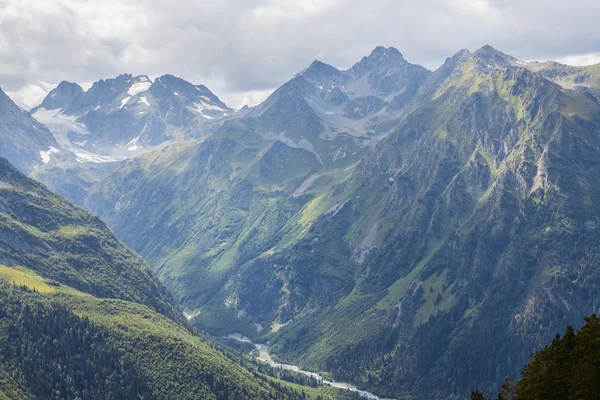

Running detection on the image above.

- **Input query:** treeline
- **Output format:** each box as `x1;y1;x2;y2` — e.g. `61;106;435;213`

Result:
472;314;600;400
0;283;154;400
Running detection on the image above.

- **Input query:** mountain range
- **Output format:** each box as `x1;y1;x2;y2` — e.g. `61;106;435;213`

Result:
1;44;600;399
31;73;232;156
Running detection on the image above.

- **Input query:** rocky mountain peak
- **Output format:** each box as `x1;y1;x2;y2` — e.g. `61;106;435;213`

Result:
0;87;15;108
452;48;472;59
370;45;405;59
0;88;58;173
31;81;83;113
303;60;341;78
151;74;232;117
350;46;407;75
473;44;515;68
87;74;150;98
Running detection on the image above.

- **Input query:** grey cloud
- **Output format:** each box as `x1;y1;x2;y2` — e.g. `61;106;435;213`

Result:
0;0;598;109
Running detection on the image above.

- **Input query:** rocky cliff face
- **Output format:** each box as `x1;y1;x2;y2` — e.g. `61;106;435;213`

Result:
0;156;321;400
0;88;59;174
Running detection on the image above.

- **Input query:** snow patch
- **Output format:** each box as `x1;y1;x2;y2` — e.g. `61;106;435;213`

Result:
120;96;131;108
188;100;226;118
39;146;59;163
127;135;142;151
139;96;150;106
190;101;226;113
127;80;151;96
74;153;124;163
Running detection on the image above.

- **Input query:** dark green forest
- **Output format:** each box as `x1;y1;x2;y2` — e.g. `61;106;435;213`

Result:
0;283;154;400
0;282;341;400
472;314;600;400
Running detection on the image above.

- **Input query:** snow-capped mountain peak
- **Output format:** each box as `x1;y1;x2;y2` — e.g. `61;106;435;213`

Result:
31;73;234;162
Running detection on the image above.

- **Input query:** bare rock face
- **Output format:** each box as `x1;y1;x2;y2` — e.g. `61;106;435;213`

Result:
0;88;59;174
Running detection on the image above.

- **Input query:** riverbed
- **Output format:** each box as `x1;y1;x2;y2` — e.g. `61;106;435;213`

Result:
225;333;389;400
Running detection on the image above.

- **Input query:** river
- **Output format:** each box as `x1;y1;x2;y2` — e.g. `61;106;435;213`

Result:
225;333;390;400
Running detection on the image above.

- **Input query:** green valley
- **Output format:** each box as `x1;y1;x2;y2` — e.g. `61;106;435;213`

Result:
0;156;349;399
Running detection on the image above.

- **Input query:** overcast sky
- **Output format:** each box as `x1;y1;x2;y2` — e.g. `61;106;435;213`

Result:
1;0;599;110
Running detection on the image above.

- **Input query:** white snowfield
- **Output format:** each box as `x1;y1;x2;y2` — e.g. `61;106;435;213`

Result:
32;107;126;164
120;96;131;108
127;135;142;151
127;79;152;96
39;146;59;163
29;75;233;167
189;101;227;116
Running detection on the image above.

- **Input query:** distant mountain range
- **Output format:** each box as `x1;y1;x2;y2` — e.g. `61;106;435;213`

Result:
1;44;600;400
31;73;233;159
6;74;232;203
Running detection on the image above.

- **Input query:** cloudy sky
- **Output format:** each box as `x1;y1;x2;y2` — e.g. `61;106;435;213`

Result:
1;0;599;109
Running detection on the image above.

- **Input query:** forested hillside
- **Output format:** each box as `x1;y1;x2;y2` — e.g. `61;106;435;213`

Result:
0;283;154;400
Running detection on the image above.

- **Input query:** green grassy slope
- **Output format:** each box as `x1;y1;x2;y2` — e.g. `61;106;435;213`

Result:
0;157;333;400
0;156;180;321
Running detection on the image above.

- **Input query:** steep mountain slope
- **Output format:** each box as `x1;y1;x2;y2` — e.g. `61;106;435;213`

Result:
29;150;121;205
0;88;59;174
0;157;326;400
83;49;432;333
85;127;330;334
270;47;600;397
83;46;600;399
0;156;178;319
0;283;156;400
